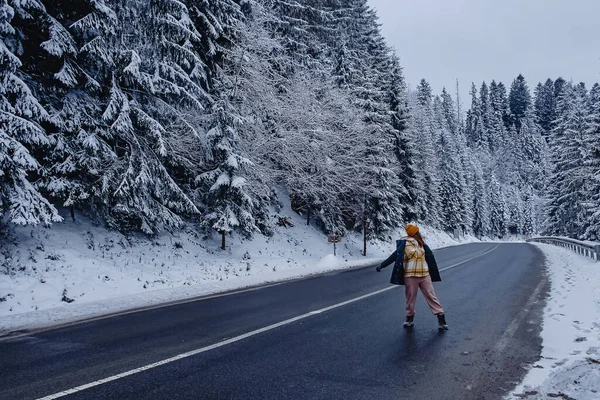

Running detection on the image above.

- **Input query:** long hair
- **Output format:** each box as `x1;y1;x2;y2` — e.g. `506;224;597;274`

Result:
410;231;426;248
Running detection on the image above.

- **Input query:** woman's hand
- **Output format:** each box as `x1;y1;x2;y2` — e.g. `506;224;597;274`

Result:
376;266;382;272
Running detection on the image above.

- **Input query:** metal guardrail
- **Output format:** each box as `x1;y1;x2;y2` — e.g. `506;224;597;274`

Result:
527;237;600;262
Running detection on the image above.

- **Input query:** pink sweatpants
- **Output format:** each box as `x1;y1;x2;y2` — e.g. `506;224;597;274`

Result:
405;275;444;316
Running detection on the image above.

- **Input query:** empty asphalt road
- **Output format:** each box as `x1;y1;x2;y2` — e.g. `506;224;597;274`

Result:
0;242;548;400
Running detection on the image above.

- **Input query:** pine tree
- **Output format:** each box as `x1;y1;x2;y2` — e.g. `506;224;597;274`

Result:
480;82;492;134
409;80;440;226
0;0;61;225
434;96;469;232
504;186;524;235
488;80;508;152
488;174;507;237
490;80;511;129
34;0;117;220
554;77;567;100
197;98;256;248
534;78;556;135
582;83;600;240
440;87;458;135
465;83;487;150
388;53;417;221
521;186;536;236
509;74;532;131
471;158;490;238
545;82;588;237
515;114;550;192
329;0;407;241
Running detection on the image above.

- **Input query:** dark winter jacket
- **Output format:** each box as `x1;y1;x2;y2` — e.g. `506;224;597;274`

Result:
379;239;441;286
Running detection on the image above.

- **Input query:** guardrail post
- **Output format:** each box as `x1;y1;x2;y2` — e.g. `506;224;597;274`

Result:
595;245;600;262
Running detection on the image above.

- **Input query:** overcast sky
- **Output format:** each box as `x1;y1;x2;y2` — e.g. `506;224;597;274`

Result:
368;0;600;104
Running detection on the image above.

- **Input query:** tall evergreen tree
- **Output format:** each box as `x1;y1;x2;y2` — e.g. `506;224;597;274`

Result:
434;96;469;232
488;174;507;237
546;82;588;237
509;74;532;131
440;87;458;135
465;83;486;150
471;159;490;237
582;83;600;240
388;54;417;221
554;77;567;100
409;80;440;226
534;78;556;135
0;0;61;225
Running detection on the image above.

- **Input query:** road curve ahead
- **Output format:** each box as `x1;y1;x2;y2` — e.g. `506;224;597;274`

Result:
0;243;548;400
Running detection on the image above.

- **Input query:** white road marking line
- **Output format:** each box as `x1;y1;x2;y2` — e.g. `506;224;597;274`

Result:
34;244;499;400
35;286;395;400
466;265;548;391
439;245;499;272
493;274;547;353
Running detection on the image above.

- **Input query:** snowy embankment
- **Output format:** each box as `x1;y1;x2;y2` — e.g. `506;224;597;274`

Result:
0;204;477;335
511;243;600;400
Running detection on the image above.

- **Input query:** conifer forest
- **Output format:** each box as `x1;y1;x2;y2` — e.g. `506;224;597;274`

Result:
1;0;599;243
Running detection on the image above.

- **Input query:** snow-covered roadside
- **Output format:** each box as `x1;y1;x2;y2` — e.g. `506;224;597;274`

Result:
0;204;478;335
510;243;600;400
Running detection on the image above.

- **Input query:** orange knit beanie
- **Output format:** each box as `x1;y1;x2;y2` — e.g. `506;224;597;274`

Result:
405;224;419;237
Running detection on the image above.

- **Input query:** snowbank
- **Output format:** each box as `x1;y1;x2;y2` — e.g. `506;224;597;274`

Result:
0;205;477;335
510;244;600;400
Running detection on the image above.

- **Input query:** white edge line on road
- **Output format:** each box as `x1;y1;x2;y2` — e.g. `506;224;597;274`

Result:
34;244;499;400
467;270;548;392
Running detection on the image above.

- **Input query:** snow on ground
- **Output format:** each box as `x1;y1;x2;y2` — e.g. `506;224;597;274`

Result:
510;243;600;400
0;201;477;335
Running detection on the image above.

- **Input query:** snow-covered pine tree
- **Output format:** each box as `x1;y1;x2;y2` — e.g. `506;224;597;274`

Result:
488;173;507;237
479;82;492;139
329;0;406;243
84;0;217;232
545;82;588;237
388;53;417;221
268;0;325;64
440;87;458;135
434;96;469;233
0;0;61;225
554;77;567;100
509;74;532;131
197;97;256;249
471;158;490;238
488;80;508;153
188;0;244;83
504;185;524;235
581;83;600;240
490;80;511;129
521;185;537;237
534;78;556;136
408;80;440;226
514;113;550;192
31;0;117;221
465;83;487;151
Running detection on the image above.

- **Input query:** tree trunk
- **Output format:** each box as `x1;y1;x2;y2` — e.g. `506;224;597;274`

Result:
363;195;367;257
306;207;310;226
363;214;367;257
221;231;226;250
70;205;75;222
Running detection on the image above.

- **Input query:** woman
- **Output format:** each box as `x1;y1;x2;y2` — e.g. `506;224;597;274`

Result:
376;224;448;330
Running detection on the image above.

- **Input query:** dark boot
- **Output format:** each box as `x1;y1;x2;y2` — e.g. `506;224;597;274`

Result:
404;315;414;328
437;313;449;330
